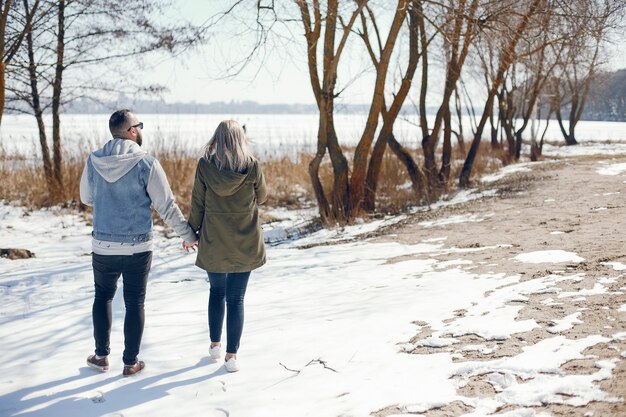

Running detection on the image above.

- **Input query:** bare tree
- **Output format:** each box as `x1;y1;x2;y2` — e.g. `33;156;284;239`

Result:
421;0;481;190
201;0;625;218
294;0;366;223
509;8;565;162
348;0;409;215
19;0;57;191
7;0;200;196
0;0;38;124
459;0;542;187
363;1;427;212
549;0;624;145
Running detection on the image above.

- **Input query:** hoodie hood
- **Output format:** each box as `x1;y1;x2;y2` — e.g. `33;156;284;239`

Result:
205;155;251;197
90;138;146;183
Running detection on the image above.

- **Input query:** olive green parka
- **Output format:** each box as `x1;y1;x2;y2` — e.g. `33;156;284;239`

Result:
188;156;267;273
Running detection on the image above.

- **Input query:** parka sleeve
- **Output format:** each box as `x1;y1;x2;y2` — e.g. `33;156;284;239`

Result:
254;161;268;205
188;159;206;232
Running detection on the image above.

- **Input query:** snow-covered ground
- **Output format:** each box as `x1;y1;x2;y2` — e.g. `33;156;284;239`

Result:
1;203;622;417
1;144;625;417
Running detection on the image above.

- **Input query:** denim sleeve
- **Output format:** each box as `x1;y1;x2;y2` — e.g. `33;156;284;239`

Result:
79;161;93;206
147;160;197;243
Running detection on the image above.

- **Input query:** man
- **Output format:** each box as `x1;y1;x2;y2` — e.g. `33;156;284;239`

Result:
80;109;197;376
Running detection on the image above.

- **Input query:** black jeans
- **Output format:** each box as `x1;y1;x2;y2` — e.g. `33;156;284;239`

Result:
207;271;251;354
92;251;152;365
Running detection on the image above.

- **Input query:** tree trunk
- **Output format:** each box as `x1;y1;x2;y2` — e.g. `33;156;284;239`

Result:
363;125;390;213
512;34;552;159
422;0;479;191
555;106;578;145
417;0;429;141
566;93;580;145
362;4;420;212
515;131;523;160
489;108;499;150
51;0;65;193
350;0;408;215
321;0;352;223
454;88;465;153
327;123;350;223
1;0;39;126
537;111;552;157
309;115;330;223
296;0;363;224
0;61;4;125
25;12;55;192
530;140;540;161
0;0;8;126
421;133;437;192
417;0;431;188
564;133;577;145
459;107;490;188
438;105;452;183
459;0;540;187
490;125;498;149
498;88;516;162
388;133;427;204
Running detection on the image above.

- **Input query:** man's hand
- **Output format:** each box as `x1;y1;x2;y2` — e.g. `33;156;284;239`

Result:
183;240;198;253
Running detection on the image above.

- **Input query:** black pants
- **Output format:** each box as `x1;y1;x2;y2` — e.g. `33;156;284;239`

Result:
207;271;251;354
92;251;152;365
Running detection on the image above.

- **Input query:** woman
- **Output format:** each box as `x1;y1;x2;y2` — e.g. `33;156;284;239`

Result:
186;120;267;372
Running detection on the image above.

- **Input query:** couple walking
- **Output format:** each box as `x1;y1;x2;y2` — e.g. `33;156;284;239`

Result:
79;109;267;376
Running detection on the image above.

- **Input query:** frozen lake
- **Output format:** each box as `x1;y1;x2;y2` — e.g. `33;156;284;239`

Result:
1;113;625;160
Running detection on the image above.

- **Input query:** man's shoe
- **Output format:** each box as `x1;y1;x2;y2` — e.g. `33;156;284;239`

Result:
122;361;145;377
86;355;109;372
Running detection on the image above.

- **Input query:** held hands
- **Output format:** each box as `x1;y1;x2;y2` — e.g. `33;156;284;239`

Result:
183;240;198;253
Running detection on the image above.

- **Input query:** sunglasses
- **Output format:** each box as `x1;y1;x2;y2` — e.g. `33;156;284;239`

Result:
127;122;144;131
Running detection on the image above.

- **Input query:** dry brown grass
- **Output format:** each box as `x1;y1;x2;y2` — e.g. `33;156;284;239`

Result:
0;138;507;218
362;142;506;213
0;142;320;216
374;149;424;213
260;154;312;208
0;147;85;209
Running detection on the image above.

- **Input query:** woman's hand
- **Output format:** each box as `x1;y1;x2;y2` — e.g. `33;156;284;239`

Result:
183;240;198;253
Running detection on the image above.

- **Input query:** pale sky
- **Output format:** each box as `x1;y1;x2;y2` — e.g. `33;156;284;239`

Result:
143;1;626;106
143;1;320;105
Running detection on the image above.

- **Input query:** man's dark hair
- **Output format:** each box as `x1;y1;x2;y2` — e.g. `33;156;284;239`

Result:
109;109;133;136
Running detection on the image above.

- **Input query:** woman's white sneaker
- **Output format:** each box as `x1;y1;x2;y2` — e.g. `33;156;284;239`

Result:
224;357;240;372
209;345;221;360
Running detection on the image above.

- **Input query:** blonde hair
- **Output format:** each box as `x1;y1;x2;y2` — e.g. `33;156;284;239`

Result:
204;120;255;173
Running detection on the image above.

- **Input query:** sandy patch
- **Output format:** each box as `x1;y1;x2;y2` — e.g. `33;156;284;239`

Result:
375;156;626;416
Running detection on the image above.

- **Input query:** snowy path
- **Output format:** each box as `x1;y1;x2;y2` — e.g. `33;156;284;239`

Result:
1;156;625;417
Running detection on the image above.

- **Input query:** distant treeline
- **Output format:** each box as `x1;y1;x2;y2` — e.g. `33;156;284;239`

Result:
579;69;626;122
12;77;625;121
50;98;375;115
7;69;624;121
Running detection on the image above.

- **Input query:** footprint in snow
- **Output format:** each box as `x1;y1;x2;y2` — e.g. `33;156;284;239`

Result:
89;390;105;403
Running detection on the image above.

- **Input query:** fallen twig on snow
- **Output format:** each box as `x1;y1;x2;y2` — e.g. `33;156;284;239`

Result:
279;358;338;374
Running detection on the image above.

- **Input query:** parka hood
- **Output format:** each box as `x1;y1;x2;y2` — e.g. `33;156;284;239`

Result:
90;138;146;183
204;155;253;197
